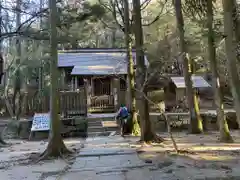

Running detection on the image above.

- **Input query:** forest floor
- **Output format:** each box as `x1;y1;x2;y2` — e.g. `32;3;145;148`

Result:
1;131;240;179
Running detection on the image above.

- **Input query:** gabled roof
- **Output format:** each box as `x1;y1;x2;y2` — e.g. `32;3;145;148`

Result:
171;76;211;88
58;48;148;75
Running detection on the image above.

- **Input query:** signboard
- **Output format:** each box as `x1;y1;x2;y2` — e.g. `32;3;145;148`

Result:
31;113;50;131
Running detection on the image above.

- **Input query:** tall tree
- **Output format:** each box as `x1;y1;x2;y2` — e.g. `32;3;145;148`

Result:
0;0;7;146
207;0;233;142
133;0;163;142
173;0;203;134
12;0;22;120
40;0;70;158
123;0;140;135
222;0;240;126
0;0;3;83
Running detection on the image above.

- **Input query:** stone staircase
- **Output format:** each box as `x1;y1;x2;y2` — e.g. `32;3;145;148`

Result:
87;117;119;137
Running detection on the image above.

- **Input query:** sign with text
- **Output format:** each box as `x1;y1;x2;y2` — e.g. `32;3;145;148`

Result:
31;113;50;131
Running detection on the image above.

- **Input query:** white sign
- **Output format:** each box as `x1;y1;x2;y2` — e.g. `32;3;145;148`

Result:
31;113;50;131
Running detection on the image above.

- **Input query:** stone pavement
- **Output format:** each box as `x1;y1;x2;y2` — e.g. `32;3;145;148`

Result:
58;136;163;180
0;136;164;180
2;135;240;180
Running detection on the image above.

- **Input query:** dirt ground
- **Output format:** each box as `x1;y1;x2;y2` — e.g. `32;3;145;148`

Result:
1;131;240;179
132;131;240;179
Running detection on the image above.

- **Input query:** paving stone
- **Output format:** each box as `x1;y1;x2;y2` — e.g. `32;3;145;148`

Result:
31;159;67;173
61;171;97;180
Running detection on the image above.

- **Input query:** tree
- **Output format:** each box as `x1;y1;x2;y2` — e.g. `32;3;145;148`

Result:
123;0;140;135
173;0;203;134
12;0;23;121
222;0;240;126
39;0;71;158
133;0;163;142
0;0;7;146
207;0;233;142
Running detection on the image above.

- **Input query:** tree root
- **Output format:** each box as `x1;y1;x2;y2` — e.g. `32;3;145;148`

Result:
0;133;8;146
35;138;73;163
137;134;165;144
219;135;234;143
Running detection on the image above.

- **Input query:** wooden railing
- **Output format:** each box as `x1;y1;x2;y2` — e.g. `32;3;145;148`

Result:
0;88;167;117
59;90;87;117
18;89;87;117
89;95;114;113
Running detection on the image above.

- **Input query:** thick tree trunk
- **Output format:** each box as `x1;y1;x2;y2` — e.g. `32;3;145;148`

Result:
233;0;240;41
132;0;163;143
123;0;140;136
40;0;70;159
13;0;22;120
173;0;203;134
222;0;240;126
207;0;233;142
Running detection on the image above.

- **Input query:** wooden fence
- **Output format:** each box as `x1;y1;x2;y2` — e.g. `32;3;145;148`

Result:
89;95;114;113
0;89;87;117
0;89;168;117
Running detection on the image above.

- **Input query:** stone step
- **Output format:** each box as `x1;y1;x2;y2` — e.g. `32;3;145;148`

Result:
88;121;102;126
87;117;115;122
88;126;105;133
87;131;117;137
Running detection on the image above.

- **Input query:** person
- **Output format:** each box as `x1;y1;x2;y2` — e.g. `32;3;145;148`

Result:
116;104;129;136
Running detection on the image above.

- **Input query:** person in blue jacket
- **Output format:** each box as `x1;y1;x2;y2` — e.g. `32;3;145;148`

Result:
116;104;129;136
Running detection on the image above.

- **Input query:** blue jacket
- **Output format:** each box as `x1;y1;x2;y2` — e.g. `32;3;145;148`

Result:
119;107;129;118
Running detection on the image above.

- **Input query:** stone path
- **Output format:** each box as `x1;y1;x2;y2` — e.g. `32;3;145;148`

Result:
2;135;240;179
60;136;161;180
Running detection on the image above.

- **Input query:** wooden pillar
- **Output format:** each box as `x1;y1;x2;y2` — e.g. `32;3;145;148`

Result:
113;77;120;111
84;78;91;114
110;78;113;95
91;77;94;96
61;69;65;89
71;77;74;91
75;76;78;90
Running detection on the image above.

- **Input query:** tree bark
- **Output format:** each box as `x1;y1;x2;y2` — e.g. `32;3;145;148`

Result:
233;0;240;41
0;0;7;145
132;0;163;142
40;0;70;158
222;0;240;126
173;0;203;134
13;0;22;120
123;0;140;136
207;0;233;142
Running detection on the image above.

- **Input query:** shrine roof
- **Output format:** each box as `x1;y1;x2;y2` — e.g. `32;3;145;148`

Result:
58;48;148;75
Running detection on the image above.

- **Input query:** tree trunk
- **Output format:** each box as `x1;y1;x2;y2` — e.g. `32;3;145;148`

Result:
207;0;233;142
0;0;7;146
111;29;116;48
38;0;44;111
222;0;240;126
40;0;70;158
173;0;203;134
132;0;163;143
233;0;240;41
123;0;140;136
13;0;22;120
